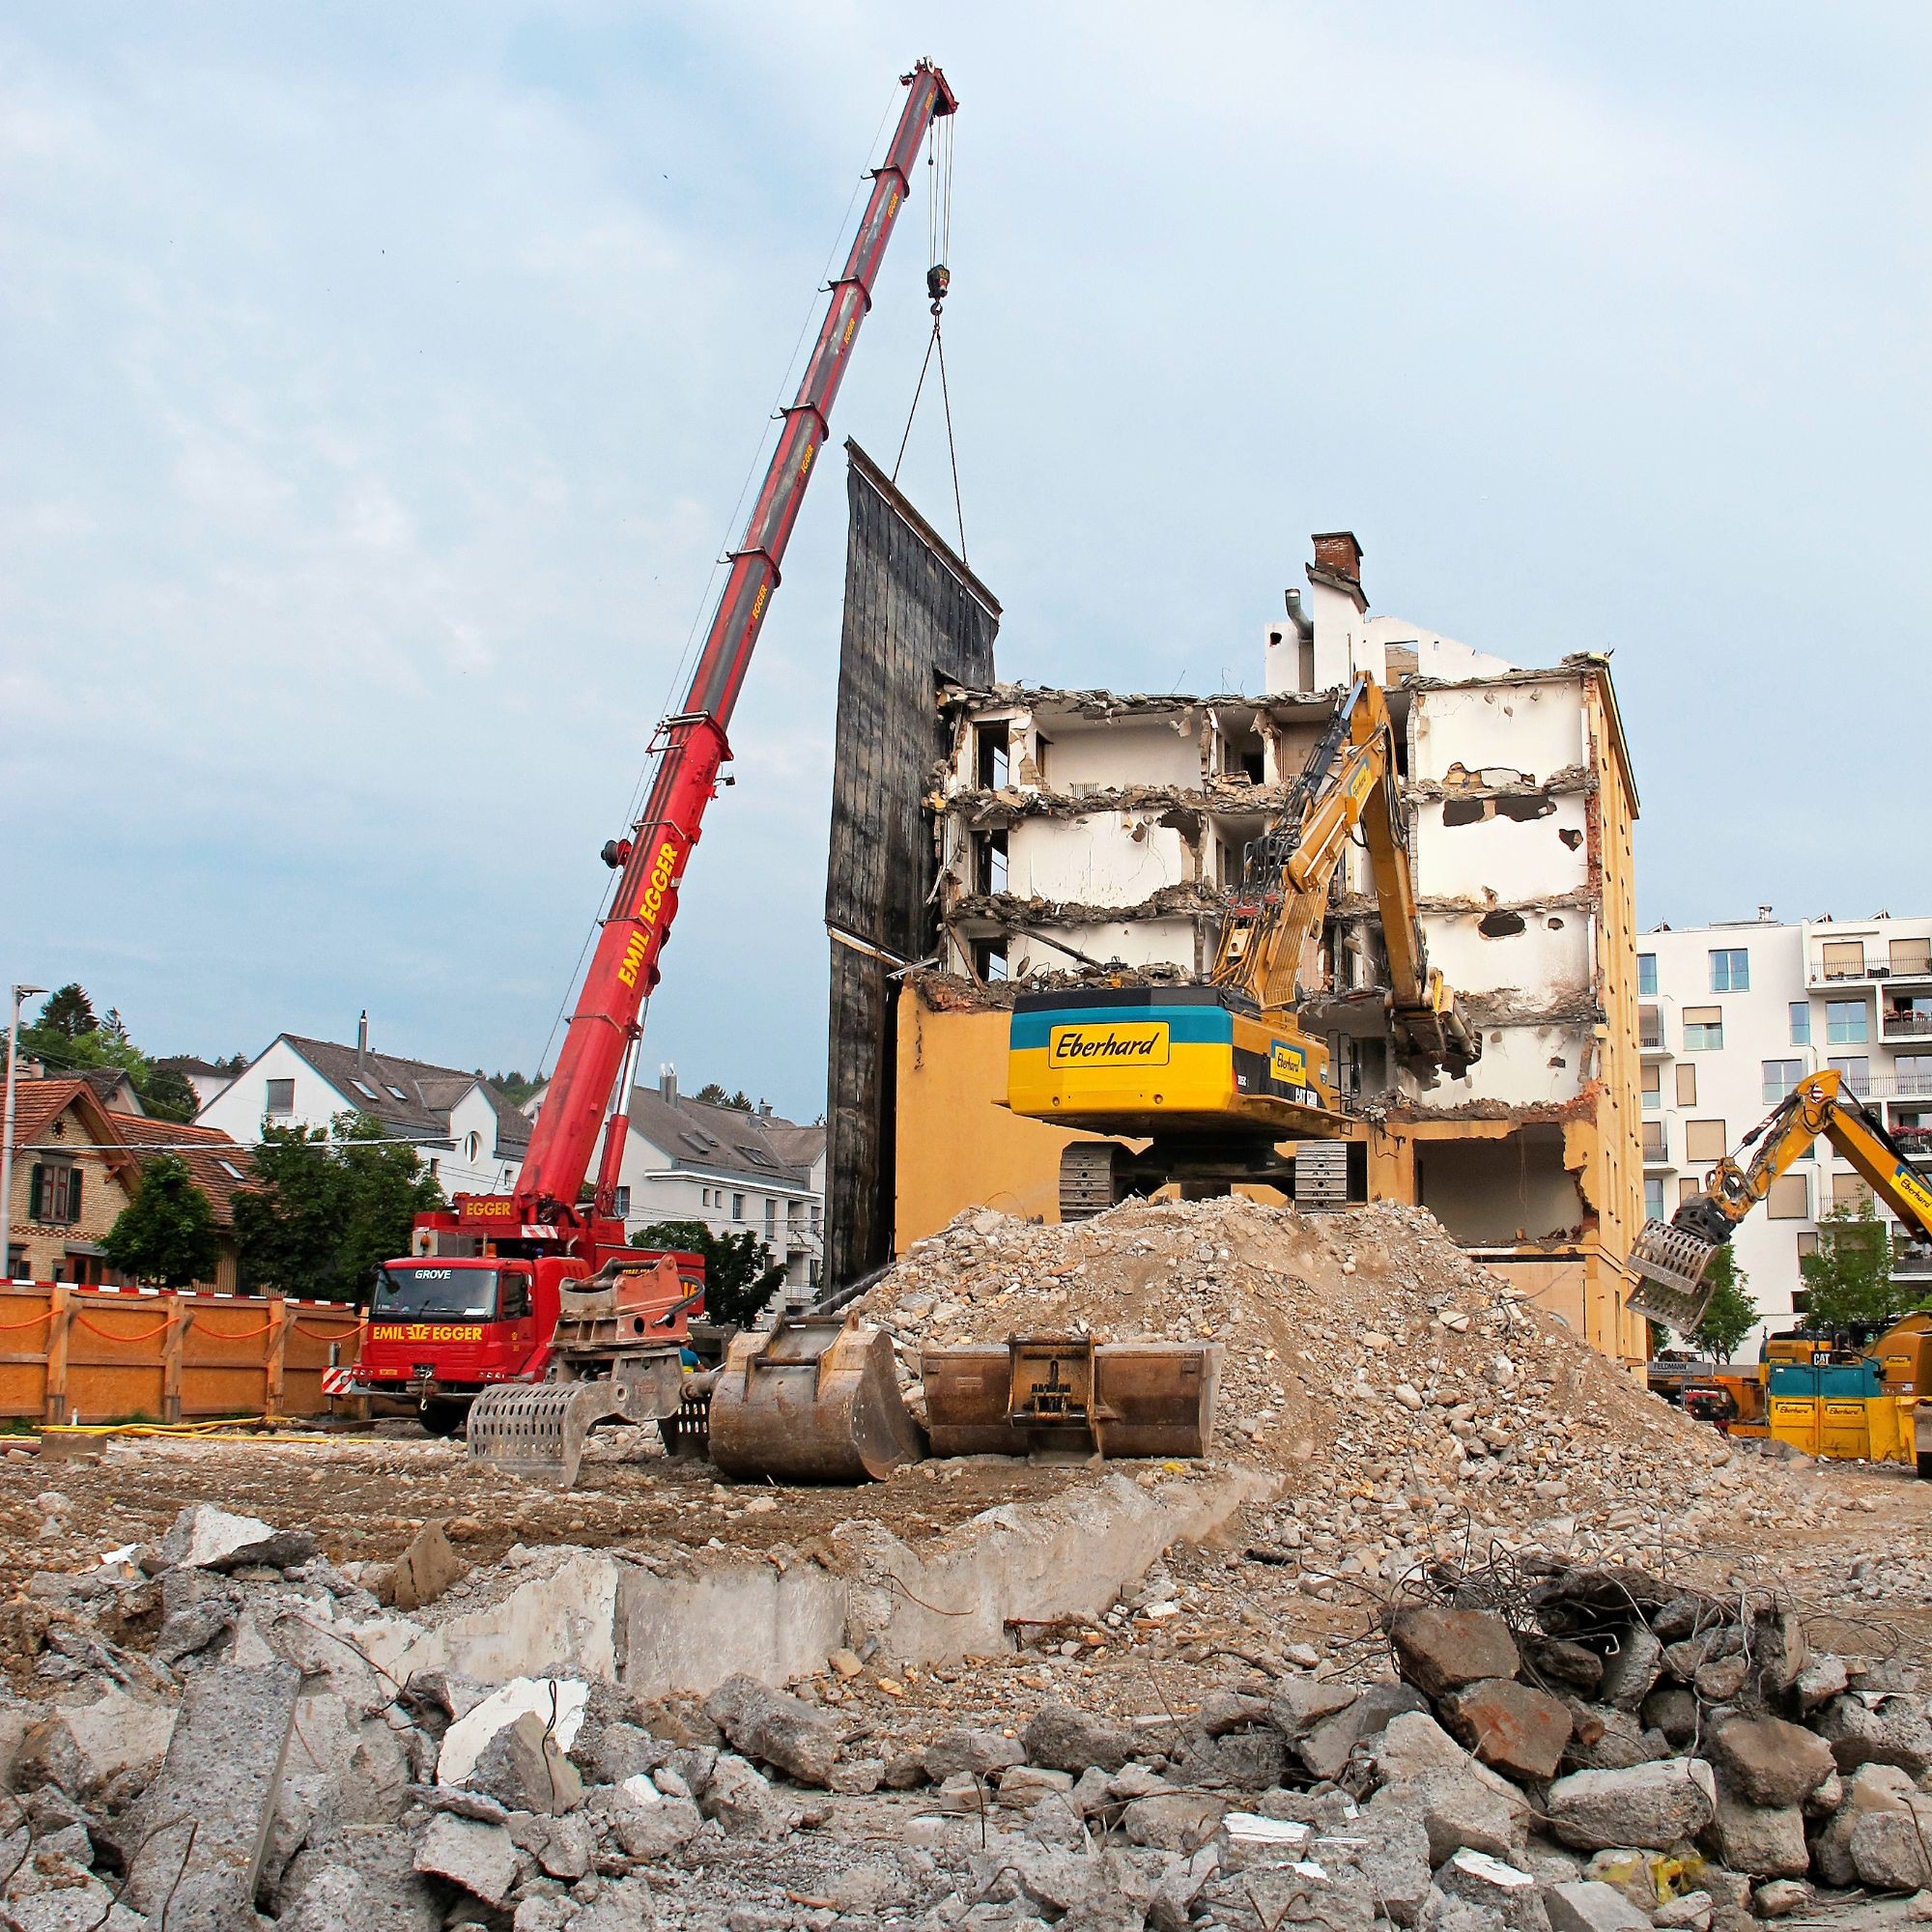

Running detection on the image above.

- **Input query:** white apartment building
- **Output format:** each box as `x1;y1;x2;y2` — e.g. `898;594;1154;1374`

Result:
1639;911;1932;1345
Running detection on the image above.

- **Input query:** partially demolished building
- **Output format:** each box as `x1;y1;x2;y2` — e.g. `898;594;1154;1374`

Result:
825;466;1645;1363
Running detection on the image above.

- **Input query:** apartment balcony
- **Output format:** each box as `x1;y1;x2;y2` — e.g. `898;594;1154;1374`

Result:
1638;1000;1672;1059
1892;1128;1932;1166
1892;1249;1932;1280
1869;1071;1932;1101
1640;1125;1672;1172
1881;1011;1932;1042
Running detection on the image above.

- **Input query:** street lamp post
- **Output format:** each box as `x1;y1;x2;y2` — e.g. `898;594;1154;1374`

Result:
1;986;47;1283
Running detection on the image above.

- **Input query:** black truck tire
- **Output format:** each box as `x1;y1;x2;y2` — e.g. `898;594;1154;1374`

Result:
1917;1450;1932;1482
420;1398;469;1439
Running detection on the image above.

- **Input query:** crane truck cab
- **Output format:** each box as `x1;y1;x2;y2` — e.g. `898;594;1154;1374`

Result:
352;1207;702;1435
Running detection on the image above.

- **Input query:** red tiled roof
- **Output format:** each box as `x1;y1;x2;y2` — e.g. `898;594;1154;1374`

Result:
104;1114;253;1226
10;1078;95;1147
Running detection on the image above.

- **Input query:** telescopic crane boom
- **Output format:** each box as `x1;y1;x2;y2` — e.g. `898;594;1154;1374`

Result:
1629;1067;1932;1331
519;59;957;1234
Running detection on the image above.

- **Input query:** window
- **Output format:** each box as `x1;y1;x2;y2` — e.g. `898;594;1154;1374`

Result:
1643;1178;1665;1220
1675;1064;1697;1107
611;1185;631;1217
1789;1003;1811;1045
1767;1175;1807;1221
1821;939;1866;980
1641;1120;1666;1161
465;1131;481;1162
1826;1000;1868;1045
764;1200;777;1236
1683;1007;1723;1051
976;721;1009;789
1897;1054;1932;1097
1641;1063;1661;1112
1827;1056;1869;1095
1890;936;1932;976
972;939;1009;984
266;1078;296;1117
1637;953;1658;998
1678;1177;1703;1206
1796;1231;1820;1259
28;1163;81;1225
1639;1005;1663;1050
1833;1173;1873;1212
1710;949;1748;993
349;1078;379;1100
731;1193;745;1221
1685;1119;1729;1163
1762;1060;1804;1104
386;1083;410;1101
975;829;1009;896
1034;736;1051;784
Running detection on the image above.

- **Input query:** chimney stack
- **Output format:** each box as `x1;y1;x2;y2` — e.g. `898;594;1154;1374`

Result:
1310;530;1365;593
356;1009;369;1071
659;1064;677;1105
1758;905;1775;923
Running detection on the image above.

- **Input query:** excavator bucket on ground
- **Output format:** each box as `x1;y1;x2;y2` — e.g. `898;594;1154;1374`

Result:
707;1318;926;1483
1626;1218;1723;1333
467;1353;686;1489
922;1336;1221;1460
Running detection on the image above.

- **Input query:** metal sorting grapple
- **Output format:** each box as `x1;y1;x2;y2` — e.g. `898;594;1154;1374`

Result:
466;1353;689;1489
708;1318;926;1483
920;1335;1221;1459
1626;1218;1724;1333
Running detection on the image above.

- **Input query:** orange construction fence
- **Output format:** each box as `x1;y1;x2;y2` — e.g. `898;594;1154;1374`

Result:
0;1283;365;1425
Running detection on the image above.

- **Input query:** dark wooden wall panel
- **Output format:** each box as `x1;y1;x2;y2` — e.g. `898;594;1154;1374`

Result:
823;442;1000;1286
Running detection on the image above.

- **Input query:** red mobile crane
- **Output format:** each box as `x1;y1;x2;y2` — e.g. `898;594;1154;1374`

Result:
353;62;957;1473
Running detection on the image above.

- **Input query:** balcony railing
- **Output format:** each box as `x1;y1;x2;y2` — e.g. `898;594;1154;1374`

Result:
1882;1013;1932;1039
1869;1071;1932;1099
1893;1250;1932;1278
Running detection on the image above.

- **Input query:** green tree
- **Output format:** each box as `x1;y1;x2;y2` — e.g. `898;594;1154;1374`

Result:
632;1217;784;1327
234;1114;443;1300
691;1084;755;1112
102;1154;220;1289
1799;1196;1902;1331
484;1068;544;1107
1690;1244;1757;1361
139;1065;200;1123
38;984;97;1038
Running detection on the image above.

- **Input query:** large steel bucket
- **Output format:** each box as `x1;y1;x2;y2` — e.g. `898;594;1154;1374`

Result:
922;1336;1220;1459
707;1319;926;1484
1627;1218;1722;1332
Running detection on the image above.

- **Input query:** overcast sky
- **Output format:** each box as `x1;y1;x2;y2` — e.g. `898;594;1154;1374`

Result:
5;3;1928;1122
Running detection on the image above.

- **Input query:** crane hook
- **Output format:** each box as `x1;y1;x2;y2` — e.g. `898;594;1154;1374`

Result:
926;262;950;315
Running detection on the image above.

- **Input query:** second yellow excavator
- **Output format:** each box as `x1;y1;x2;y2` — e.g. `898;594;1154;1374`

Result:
1007;673;1479;1218
1629;1068;1932;1332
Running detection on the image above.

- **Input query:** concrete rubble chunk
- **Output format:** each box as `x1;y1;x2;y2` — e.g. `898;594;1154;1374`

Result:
412;1811;521;1909
1205;1853;1374;1932
157;1503;317;1573
1440;1680;1572;1781
1792;1653;1849;1714
592;1776;705;1858
1198;1689;1272;1736
1376;1711;1469;1782
998;1764;1076;1808
1751;1880;1809;1919
1704;1788;1808;1880
466;1710;584;1816
1267;1676;1360;1739
1545;1879;1653;1932
1393;1608;1521;1701
1341;1800;1433;1926
1651;1889;1713;1930
1639;1687;1697;1749
1850;1810;1932;1894
1024;1703;1135;1774
275;1823;442;1932
1580;1850;1668;1911
1812;1692;1932;1775
1123;1790;1227;1851
1372;1768;1518;1866
1545;1759;1717;1852
704;1671;841;1786
1300;1682;1431;1782
923;1726;1028;1782
1181;1728;1289;1791
699;1751;802;1838
1560;1705;1664;1773
1595;1628;1662;1713
1810;1763;1918;1887
15;1685;176;1801
1149;1845;1220;1932
383;1520;469;1613
438;1678;589;1788
125;1658;301;1931
1219;1810;1312;1871
1435;1848;1549;1932
1706;1716;1834;1808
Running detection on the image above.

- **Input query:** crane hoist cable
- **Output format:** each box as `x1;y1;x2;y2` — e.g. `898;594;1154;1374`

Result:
891;115;967;561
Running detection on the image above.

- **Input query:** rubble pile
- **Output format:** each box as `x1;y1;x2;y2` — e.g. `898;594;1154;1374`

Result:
3;1489;1930;1932
860;1199;1847;1582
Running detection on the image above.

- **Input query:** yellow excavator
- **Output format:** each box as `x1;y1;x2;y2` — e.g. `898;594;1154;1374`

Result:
1629;1068;1932;1333
1007;673;1480;1218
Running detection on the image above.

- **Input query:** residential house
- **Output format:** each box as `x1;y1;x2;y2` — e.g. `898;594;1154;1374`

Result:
2;1079;251;1289
155;1057;240;1109
196;1015;529;1198
527;1069;826;1295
